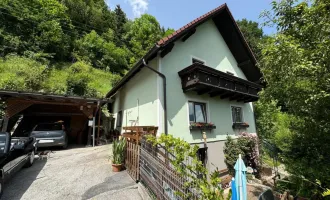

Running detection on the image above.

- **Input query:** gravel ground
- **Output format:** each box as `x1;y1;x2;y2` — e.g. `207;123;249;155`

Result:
2;145;141;200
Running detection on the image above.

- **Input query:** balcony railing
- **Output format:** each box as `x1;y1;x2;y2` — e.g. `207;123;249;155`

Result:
178;63;262;102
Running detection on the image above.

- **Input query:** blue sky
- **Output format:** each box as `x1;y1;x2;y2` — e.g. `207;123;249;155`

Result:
106;0;276;35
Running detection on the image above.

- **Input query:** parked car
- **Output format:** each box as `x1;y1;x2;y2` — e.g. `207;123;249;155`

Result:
0;132;37;197
30;122;68;149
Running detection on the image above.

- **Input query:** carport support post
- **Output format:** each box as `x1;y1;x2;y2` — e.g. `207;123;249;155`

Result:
1;117;9;132
92;116;95;147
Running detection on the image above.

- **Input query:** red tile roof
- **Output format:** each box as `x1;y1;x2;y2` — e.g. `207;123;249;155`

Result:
157;4;227;46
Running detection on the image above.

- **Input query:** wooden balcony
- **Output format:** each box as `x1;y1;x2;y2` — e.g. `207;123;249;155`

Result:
178;63;262;102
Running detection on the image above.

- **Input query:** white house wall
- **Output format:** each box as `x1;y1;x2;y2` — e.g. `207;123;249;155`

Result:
112;58;159;131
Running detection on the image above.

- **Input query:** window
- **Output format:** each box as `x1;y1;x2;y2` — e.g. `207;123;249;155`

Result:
231;106;243;123
116;111;123;127
34;123;62;131
192;58;205;65
189;101;207;123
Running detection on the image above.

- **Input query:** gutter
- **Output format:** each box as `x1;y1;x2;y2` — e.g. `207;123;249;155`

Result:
106;45;160;98
142;59;168;135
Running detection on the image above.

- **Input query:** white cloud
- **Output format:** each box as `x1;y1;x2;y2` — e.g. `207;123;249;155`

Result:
127;0;149;17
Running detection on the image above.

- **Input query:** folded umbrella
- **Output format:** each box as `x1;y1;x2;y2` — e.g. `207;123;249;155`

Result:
234;154;247;200
231;178;238;200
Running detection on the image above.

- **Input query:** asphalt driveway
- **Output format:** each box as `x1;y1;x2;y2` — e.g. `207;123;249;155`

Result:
2;145;141;200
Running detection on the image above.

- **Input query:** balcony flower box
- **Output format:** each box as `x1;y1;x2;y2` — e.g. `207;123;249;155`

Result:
190;122;216;130
232;122;249;129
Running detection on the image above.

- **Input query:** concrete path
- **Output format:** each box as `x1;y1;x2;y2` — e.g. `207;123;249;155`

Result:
2;145;141;200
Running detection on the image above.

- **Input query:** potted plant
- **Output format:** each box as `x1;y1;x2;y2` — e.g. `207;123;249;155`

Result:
232;122;249;129
111;137;126;172
190;122;216;130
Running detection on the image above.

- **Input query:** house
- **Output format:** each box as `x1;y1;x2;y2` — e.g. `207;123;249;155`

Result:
106;4;262;171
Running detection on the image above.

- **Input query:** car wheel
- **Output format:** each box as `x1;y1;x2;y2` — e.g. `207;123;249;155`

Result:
62;141;68;149
24;151;35;168
0;178;3;198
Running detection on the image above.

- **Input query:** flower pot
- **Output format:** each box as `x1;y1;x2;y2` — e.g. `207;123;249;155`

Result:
112;164;123;172
190;125;216;130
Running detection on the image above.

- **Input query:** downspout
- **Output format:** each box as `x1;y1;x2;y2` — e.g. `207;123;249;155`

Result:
142;59;168;135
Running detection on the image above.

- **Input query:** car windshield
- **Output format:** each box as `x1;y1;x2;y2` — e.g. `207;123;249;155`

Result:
0;134;7;153
35;124;62;131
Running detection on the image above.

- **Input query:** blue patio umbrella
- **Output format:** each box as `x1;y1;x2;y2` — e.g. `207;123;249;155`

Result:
234;154;247;200
231;178;238;200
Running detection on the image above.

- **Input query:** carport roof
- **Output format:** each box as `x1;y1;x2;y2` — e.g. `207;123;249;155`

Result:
0;90;111;104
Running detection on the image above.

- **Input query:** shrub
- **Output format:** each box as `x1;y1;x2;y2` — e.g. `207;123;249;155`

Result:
147;134;229;200
224;133;260;176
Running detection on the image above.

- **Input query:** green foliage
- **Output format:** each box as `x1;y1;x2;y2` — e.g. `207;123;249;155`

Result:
0;55;47;91
0;0;74;60
125;14;163;60
163;28;175;37
73;30;129;73
0;56;114;97
236;19;265;59
111;137;126;164
0;0;175;98
224;134;260;176
257;0;330;194
114;5;128;47
147;134;228;200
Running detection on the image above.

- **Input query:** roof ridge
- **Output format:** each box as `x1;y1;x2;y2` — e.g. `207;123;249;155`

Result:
157;3;227;46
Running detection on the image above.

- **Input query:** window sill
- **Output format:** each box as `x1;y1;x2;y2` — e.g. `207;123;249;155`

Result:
190;126;216;130
232;123;249;129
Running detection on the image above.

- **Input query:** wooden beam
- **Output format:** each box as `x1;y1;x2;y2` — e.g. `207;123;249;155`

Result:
161;43;174;58
182;29;196;42
1;117;9;132
209;90;225;97
238;60;251;68
229;94;243;101
245;98;258;103
197;88;212;95
220;92;233;99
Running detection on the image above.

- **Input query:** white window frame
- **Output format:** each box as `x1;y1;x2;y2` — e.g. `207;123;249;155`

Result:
230;105;244;123
191;55;206;65
187;98;210;126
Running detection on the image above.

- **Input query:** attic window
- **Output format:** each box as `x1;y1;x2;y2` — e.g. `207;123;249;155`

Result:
192;58;205;65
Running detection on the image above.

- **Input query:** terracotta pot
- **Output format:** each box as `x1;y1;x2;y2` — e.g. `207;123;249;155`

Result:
112;164;122;172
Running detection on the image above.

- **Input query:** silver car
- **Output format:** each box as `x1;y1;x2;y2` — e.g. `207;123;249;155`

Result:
30;123;68;149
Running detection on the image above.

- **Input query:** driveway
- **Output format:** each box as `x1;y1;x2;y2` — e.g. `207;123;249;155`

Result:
2;145;142;200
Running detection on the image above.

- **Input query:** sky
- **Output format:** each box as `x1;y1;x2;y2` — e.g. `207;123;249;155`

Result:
106;0;276;35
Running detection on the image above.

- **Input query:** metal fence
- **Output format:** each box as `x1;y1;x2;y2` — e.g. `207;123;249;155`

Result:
139;138;200;200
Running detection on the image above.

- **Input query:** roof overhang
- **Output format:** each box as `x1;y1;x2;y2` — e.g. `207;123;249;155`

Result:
0;90;112;105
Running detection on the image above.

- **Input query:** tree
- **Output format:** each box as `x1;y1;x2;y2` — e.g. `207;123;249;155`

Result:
258;0;330;192
73;30;129;74
236;19;265;59
0;0;75;61
162;28;175;37
114;5;127;47
125;14;163;61
61;0;115;35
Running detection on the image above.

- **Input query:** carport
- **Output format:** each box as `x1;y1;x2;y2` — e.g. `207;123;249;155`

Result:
0;90;111;147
